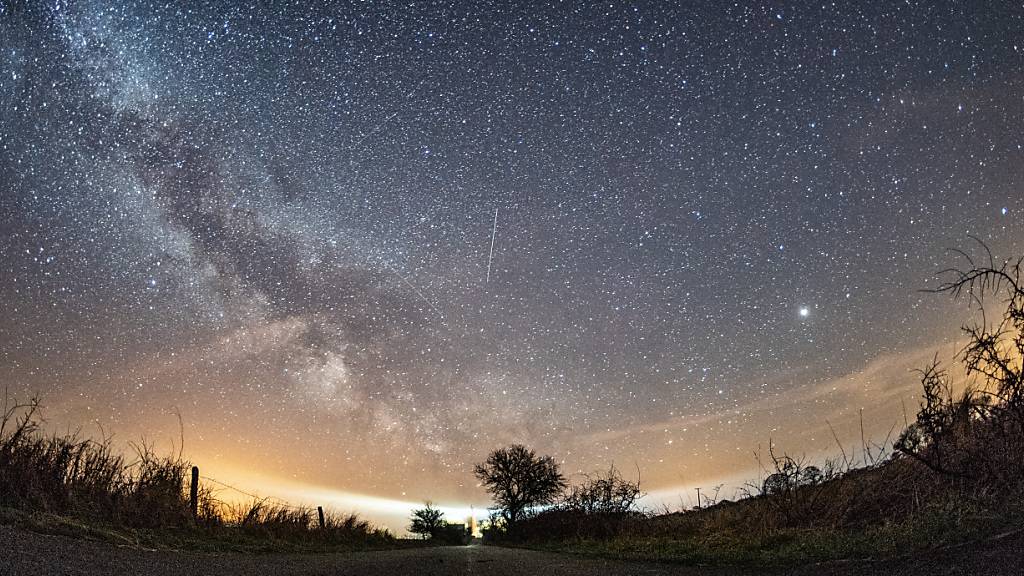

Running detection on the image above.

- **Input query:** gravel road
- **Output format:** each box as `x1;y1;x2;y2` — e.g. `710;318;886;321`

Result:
0;525;1018;575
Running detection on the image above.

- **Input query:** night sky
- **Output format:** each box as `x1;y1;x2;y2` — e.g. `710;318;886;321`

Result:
2;2;1023;530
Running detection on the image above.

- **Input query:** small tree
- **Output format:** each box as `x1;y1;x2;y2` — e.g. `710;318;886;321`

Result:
753;442;835;527
409;502;444;539
563;465;643;515
473;444;566;527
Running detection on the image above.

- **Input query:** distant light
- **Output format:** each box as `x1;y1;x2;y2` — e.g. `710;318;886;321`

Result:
799;307;809;317
1002;207;1008;215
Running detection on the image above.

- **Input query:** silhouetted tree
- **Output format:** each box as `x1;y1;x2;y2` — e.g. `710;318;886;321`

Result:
409;502;444;539
896;243;1024;484
751;441;836;527
473;444;566;526
563;464;642;514
762;460;823;496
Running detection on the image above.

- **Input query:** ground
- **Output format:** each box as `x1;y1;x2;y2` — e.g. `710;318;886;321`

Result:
0;525;1019;575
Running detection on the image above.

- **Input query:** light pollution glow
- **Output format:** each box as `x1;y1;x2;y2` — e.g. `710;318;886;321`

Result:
3;0;1023;539
42;339;972;534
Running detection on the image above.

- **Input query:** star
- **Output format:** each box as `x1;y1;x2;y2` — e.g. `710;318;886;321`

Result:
1;0;1021;534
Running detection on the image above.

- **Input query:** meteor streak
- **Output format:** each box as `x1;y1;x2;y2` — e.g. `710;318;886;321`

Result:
486;208;498;283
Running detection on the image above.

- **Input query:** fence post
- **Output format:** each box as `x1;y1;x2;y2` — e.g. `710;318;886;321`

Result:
190;466;199;519
317;505;325;529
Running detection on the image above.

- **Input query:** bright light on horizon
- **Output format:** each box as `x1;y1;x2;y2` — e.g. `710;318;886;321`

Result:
199;469;490;535
203;468;767;534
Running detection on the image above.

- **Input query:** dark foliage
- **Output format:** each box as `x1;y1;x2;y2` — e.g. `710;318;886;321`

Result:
491;464;644;542
896;246;1024;488
0;396;391;547
563;465;643;515
409;502;445;539
0;395;197;529
431;522;471;545
473;444;566;527
487;248;1024;557
753;444;840;528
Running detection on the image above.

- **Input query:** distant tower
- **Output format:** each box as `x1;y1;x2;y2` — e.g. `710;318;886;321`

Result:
468;506;480;537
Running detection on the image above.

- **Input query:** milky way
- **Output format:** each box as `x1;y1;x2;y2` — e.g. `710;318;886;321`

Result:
1;2;1023;526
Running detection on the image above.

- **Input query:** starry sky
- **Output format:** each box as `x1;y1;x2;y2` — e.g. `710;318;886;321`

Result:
1;1;1023;531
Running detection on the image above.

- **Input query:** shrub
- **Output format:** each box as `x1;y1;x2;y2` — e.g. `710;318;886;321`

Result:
432;522;471;545
409;502;445;539
896;248;1024;493
563;465;643;515
473;445;566;527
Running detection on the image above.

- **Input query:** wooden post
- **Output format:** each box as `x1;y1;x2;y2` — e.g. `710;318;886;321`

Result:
190;466;199;519
317;506;326;529
695;487;701;510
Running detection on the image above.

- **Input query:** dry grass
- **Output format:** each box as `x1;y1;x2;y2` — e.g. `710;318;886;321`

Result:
493;249;1024;565
495;404;1024;565
0;395;392;550
503;446;1023;566
499;414;1024;563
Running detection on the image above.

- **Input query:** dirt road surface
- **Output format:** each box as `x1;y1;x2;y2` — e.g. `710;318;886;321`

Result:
0;525;1018;575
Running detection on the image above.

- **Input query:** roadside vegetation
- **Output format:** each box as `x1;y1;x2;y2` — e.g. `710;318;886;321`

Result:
409;502;471;545
476;247;1024;566
4;247;1023;564
0;398;394;552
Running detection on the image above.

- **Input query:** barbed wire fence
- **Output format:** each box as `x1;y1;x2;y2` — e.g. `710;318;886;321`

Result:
199;473;294;507
188;466;326;526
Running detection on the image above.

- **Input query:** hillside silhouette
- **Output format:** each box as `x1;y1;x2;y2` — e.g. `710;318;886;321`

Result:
2;247;1023;570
